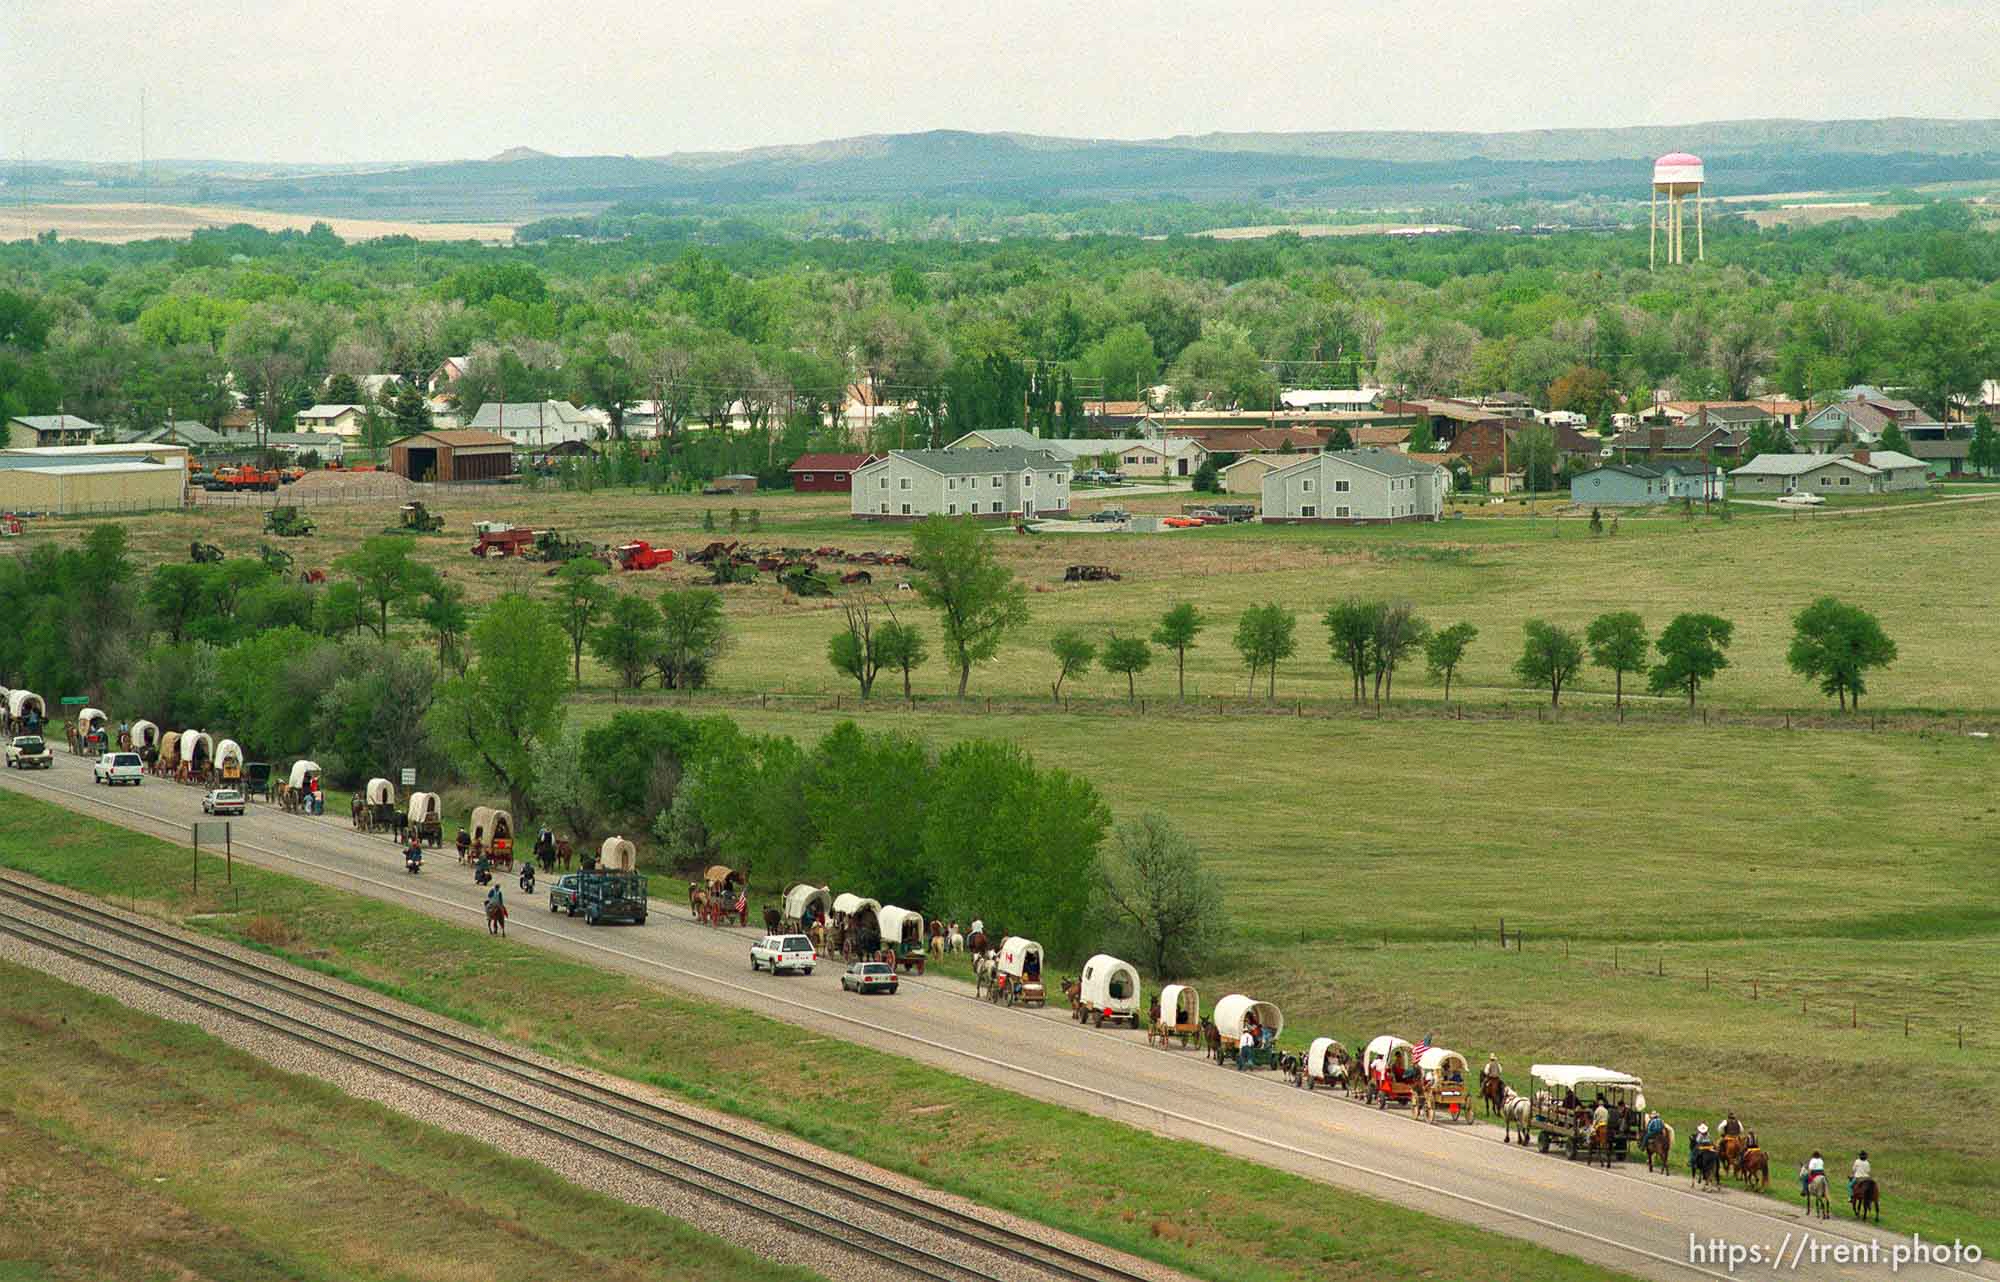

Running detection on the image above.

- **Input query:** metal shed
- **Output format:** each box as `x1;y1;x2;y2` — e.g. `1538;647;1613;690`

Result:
388;430;514;484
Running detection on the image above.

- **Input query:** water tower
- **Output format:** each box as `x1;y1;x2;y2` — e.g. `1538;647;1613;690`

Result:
1650;152;1705;269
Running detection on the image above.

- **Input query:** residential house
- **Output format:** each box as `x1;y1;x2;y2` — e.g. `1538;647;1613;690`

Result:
1569;462;1725;506
293;404;369;438
1104;438;1207;479
466;400;595;448
1900;438;1972;477
1648;400;1798;432
1348;426;1411;450
262;432;347;461
1795;392;1944;453
429;355;472;393
113;421;225;450
851;447;1071;522
944;427;1047;452
1280;387;1383;411
1083;399;1154;433
1260;448;1448;525
1158;425;1327;454
1217;453;1295;495
1605;423;1743;462
1728;448;1927;495
6;414;105;448
788;452;880;493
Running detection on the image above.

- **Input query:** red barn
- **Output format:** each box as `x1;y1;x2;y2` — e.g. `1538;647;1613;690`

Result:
788;452;880;493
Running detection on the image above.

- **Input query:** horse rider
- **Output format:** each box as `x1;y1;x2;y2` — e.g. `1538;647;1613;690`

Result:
969;918;984;939
474;851;492;886
1643;1110;1666;1144
1481;1053;1502;1087
1849;1151;1871;1200
1691;1122;1713;1160
1800;1150;1826;1197
1718;1111;1743;1141
1591;1094;1611;1146
485;882;505;929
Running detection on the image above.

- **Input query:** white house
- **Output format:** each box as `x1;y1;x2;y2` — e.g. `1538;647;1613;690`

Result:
1260;449;1448;524
293;404;369;438
465;400;595;448
1728;448;1928;495
852;447;1071;521
1280;387;1383;412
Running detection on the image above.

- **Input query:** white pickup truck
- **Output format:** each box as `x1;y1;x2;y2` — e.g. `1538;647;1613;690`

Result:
92;751;144;785
4;735;51;770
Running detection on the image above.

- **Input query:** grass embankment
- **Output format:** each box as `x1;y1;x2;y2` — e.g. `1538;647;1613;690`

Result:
0;794;1631;1282
0;958;819;1282
669;705;2000;1245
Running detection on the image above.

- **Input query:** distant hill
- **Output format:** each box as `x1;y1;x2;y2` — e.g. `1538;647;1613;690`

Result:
84;118;2000;224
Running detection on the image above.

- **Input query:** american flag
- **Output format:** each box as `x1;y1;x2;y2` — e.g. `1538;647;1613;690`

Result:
1411;1034;1431;1061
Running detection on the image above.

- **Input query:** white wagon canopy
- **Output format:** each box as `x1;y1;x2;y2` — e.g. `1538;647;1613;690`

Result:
1079;954;1141;1017
831;893;879;921
878;905;926;951
600;835;636;871
783;884;831;925
1531;1064;1647;1112
7;690;46;721
288;760;321;791
1211;994;1283;1041
366;777;397;806
996;937;1044;981
1308;1037;1348;1079
182;731;213;769
129;719;158;750
1158;983;1198;1025
77;707;107;733
407;791;441;826
215;740;244;778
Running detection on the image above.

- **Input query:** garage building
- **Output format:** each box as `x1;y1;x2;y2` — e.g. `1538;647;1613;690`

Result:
388;430;513;483
0;444;189;514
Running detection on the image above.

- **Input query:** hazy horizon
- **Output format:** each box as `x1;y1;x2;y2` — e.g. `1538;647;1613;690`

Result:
11;0;2000;166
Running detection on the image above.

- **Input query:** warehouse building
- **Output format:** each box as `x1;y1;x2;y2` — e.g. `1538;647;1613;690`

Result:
0;444;189;514
388;429;514;483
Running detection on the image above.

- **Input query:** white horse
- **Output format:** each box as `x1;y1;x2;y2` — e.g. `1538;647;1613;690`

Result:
1500;1086;1533;1145
946;927;964;954
973;952;996;998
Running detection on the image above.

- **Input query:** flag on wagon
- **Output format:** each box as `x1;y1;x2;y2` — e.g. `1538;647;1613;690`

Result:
1411;1034;1431;1061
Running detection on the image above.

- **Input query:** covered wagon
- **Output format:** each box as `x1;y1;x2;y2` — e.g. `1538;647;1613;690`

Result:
155;731;182;778
406;792;443;847
782;884;831;933
1151;983;1201;1048
1211;995;1284;1069
699;864;747;926
355;777;396;832
599;835;636;872
1528;1064;1647;1159
180;731;213;783
1293;1037;1352;1091
214;739;244;786
1073;954;1141;1028
72;707;109;756
469;806;514;869
282;759;322;814
127;718;159;758
1362;1035;1418;1108
877;905;928;973
1417;1047;1473;1123
5;689;46;735
986;936;1046;1007
830;893;880;958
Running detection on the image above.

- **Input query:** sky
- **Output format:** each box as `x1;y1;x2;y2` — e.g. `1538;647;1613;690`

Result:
10;0;2000;164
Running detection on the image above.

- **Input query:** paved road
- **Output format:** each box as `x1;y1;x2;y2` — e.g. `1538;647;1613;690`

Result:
4;755;1991;1282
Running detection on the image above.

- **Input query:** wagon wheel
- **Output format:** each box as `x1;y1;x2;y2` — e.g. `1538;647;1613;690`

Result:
1538;1130;1552;1153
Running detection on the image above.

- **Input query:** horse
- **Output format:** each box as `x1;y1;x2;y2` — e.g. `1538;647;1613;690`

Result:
946;926;964;954
1850;1177;1880;1223
809;922;827;954
486;901;507;936
554;837;573;870
1691;1145;1723;1190
1481;1072;1506;1117
1738;1145;1769;1191
455;829;472;864
1642;1116;1675;1174
1413;1075;1435;1124
1804;1171;1831;1220
1059;975;1082;1014
973;952;996;999
1583;1119;1615;1169
762;905;783;933
351;794;368;831
1717;1133;1745;1175
1500;1087;1533;1145
966;929;990;959
1199;1017;1222;1063
687;883;708;919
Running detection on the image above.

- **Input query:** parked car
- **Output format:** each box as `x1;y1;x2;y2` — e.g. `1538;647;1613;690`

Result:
1087;508;1129;524
841;960;899;994
548;873;583;915
4;735;51;769
1775;492;1825;507
750;934;818;976
93;751;143;785
201;788;245;815
1185;509;1230;525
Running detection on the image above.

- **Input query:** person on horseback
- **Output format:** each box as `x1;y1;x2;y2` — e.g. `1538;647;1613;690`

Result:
1849;1151;1870;1199
1719;1111;1742;1140
1644;1110;1665;1142
1482;1053;1502;1084
1800;1150;1825;1197
1692;1122;1712;1156
474;852;492;886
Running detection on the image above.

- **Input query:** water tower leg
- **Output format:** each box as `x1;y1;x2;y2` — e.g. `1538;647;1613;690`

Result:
1650;189;1658;271
1696;190;1704;261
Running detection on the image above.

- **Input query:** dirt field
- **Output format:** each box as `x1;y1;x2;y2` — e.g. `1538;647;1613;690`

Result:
0;201;517;244
1739;202;1914;228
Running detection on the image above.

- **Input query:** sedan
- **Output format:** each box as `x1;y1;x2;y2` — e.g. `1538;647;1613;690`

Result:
201;788;245;816
841;960;899;995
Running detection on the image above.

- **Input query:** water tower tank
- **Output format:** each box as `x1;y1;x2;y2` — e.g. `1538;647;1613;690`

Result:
1652;152;1705;192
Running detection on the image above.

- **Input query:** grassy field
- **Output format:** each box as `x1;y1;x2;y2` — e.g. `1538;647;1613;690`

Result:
35;481;2000;711
0;794;1633;1282
0;200;518;243
0;958;820;1282
606;703;2000;1244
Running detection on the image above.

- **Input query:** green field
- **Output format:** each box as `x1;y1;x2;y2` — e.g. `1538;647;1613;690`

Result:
0;795;1633;1282
0;958;820;1282
611;703;2000;1244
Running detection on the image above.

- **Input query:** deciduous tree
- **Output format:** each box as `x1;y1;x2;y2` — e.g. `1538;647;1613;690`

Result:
1096;813;1223;980
1151;602;1205;700
1048;629;1096;700
589;593;661;695
1585;610;1650;708
654;589;729;690
1100;633;1153;702
1423;621;1477;701
1787;597;1896;711
1649;612;1733;709
1233;602;1297;700
1514;619;1584;707
874;619;929;700
550;557;611;686
428;593;568;819
910;516;1028;697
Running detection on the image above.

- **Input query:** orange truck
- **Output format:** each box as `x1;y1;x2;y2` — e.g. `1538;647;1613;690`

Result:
214;465;281;492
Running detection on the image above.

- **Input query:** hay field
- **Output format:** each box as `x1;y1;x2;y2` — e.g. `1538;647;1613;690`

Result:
0;201;517;243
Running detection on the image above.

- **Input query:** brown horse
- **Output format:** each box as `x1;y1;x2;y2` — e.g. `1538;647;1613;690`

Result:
687;883;708;919
554;836;573;870
1717;1133;1745;1175
486;901;507;936
1739;1145;1769;1191
1480;1073;1506;1117
1642;1118;1675;1174
1850;1177;1880;1223
1583;1121;1615;1169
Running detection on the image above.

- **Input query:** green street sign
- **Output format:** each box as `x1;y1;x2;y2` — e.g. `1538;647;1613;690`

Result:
60;696;87;705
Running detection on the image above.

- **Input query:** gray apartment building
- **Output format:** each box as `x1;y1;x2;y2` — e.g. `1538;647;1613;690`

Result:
850;447;1072;521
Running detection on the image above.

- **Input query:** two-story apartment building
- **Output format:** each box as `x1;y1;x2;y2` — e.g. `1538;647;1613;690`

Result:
851;447;1072;522
1260;448;1448;524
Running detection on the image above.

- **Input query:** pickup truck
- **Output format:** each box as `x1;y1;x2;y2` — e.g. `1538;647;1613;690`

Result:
93;751;144;785
4;735;51;769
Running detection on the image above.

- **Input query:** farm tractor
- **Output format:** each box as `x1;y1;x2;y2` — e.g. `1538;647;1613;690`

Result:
263;506;316;537
256;544;295;575
612;541;675;571
189;541;225;564
470;521;537;558
779;566;833;597
396;502;445;534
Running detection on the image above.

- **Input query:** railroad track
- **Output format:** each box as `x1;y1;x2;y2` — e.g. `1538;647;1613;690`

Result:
0;872;1164;1282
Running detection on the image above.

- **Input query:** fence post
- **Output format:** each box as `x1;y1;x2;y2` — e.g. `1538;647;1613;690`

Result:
1499;916;1505;948
1752;979;1757;999
1704;967;1709;990
1959;1024;1964;1049
1657;956;1663;977
1614;945;1618;971
1851;1004;1856;1029
1801;994;1806;1015
1904;1016;1910;1038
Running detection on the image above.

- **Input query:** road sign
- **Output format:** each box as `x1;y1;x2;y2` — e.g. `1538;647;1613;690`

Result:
60;696;87;706
400;767;417;787
191;821;232;891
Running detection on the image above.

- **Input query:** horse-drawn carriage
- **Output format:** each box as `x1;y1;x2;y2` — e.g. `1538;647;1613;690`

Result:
355;777;397;833
280;760;322;813
1528;1064;1647;1161
598;835;636;872
1293;1037;1352;1091
215;739;244;789
128;719;159;760
981;936;1047;1006
1070;954;1141;1028
1417;1047;1474;1123
698;865;748;926
1362;1035;1419;1108
406;792;443;847
180;731;213;784
470;806;515;869
1149;983;1201;1048
5;689;47;736
1210;995;1284;1069
782;884;831;934
829;893;879;957
70;707;109;757
877;905;928;973
154;731;182;779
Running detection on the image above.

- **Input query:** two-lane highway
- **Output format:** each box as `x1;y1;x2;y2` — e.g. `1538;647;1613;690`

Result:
3;755;1990;1282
